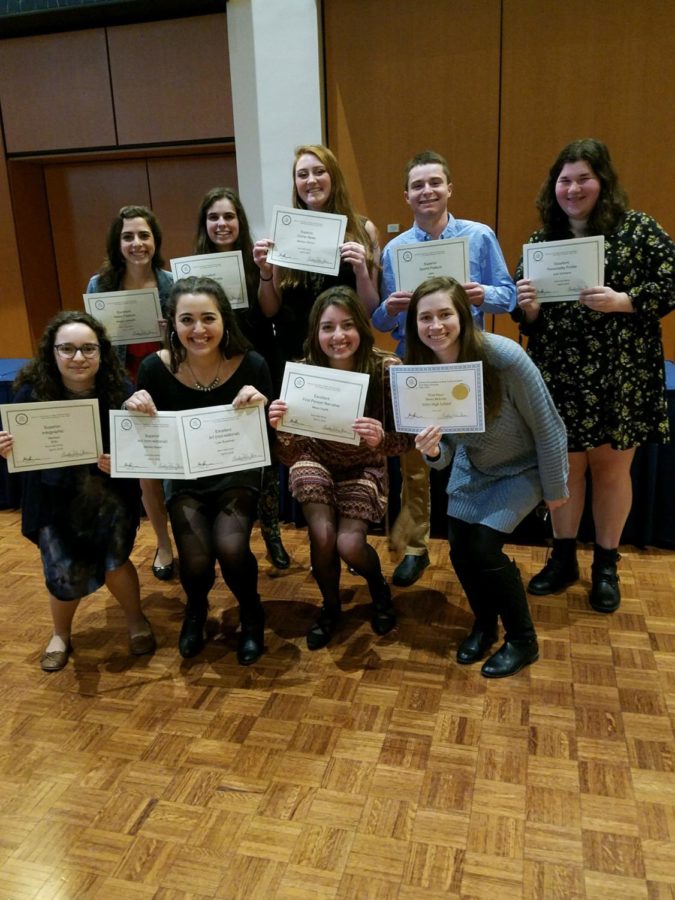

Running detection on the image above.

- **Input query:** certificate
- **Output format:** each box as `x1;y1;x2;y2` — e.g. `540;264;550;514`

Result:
170;251;248;310
110;403;270;479
0;399;103;472
523;236;605;302
390;363;484;434
266;206;347;276
277;362;369;445
110;410;191;479
177;403;270;478
83;289;163;344
393;237;469;293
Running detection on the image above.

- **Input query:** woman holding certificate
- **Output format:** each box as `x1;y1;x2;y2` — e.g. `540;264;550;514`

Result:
193;187;290;569
0;311;156;671
408;277;568;678
126;276;272;665
87;205;175;583
268;286;412;650
256;144;381;363
514;138;675;613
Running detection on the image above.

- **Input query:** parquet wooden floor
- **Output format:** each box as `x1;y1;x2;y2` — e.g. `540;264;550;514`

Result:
0;509;674;899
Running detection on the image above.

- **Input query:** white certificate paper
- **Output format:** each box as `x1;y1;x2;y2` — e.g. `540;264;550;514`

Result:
110;410;190;478
393;237;470;293
278;362;369;446
170;251;249;310
523;236;605;302
390;363;484;434
266;206;347;276
1;399;103;472
83;289;163;344
110;403;270;479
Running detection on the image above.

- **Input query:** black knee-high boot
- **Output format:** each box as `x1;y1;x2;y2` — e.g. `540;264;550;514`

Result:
481;560;539;678
237;594;265;665
451;557;499;664
589;545;620;613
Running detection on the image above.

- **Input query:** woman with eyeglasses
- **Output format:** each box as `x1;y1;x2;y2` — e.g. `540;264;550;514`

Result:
0;311;156;671
86;205;175;582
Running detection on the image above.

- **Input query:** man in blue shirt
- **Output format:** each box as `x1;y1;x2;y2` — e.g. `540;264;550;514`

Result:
373;150;516;586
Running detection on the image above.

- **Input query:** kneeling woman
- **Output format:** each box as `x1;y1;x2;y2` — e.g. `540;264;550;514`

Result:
406;277;568;677
0;312;155;671
268;286;412;650
125;277;272;665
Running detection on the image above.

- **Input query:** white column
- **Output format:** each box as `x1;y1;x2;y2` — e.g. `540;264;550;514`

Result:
227;0;324;236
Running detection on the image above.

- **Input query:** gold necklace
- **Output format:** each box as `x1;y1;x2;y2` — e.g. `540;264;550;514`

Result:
185;357;223;391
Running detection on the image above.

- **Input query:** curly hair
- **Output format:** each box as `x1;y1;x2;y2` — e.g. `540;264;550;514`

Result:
278;145;377;293
193;187;261;304
164;276;252;373
404;276;502;420
95;205;165;291
303;285;395;418
14;310;128;406
536;138;628;238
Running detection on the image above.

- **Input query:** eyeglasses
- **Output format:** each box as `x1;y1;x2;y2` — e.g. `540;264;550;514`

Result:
54;343;101;359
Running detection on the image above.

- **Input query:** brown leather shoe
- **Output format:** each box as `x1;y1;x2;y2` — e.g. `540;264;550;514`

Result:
129;617;157;656
40;641;72;672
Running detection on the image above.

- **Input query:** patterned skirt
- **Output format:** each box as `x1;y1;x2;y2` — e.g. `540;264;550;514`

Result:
289;460;387;523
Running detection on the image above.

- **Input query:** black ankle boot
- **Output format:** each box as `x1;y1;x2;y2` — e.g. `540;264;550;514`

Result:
306;605;340;651
590;545;620;613
369;577;397;636
262;531;290;569
179;599;209;658
456;625;498;664
237;598;265;665
481;638;540;678
527;538;579;595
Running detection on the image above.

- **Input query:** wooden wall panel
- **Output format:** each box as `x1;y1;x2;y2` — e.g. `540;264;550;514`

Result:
147;153;238;261
498;0;675;357
0;30;116;153
107;14;233;146
0;157;32;357
45;161;150;308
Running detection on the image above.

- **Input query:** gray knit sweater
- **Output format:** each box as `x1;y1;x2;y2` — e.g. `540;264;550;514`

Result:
426;333;568;533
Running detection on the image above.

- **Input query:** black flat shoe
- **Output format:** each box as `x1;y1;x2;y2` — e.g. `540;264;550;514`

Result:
392;552;430;587
179;610;207;658
456;627;498;664
481;639;539;678
589;570;621;613
237;627;265;666
263;533;290;570
527;558;578;595
370;578;397;636
306;608;340;651
152;549;174;581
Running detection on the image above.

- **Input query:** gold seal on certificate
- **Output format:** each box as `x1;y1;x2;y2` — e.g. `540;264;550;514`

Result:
170;251;249;310
277;361;369;446
110;403;270;479
83;289;163;345
523;235;605;302
393;237;469;293
0;399;103;472
390;363;485;434
266;206;348;276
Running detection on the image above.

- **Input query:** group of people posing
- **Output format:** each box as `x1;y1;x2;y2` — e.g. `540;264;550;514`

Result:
1;138;673;681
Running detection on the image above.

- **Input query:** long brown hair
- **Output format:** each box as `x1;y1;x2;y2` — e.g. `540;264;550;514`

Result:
404;276;502;420
279;144;377;292
304;286;394;418
95;205;165;291
536;138;628;238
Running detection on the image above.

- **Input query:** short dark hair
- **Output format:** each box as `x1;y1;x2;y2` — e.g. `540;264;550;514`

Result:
14;310;127;404
404;151;452;189
536;138;628;238
164;276;251;372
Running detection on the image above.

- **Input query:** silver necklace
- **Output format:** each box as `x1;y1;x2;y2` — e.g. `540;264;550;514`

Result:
185;358;222;391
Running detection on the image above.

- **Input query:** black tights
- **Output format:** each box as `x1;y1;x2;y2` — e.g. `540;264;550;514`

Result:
303;502;383;610
169;488;259;618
